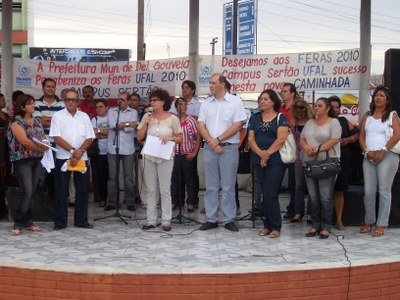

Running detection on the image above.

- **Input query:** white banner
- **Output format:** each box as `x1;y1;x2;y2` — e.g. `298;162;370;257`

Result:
13;49;367;99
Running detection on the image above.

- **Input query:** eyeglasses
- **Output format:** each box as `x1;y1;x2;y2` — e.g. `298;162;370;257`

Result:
118;98;127;102
293;105;306;110
149;98;160;102
64;98;79;103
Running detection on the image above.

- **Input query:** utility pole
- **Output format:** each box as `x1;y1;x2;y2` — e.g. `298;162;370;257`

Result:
137;0;145;60
1;0;13;107
188;0;199;83
210;37;218;55
232;0;238;55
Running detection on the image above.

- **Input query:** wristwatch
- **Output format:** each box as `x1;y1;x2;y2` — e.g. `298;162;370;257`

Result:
216;137;222;144
125;122;130;127
69;148;75;154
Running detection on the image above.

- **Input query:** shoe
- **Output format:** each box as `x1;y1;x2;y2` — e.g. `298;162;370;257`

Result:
75;223;93;229
135;197;141;204
187;204;194;213
127;205;136;212
360;224;371;234
99;201;106;208
224;222;239;232
372;226;384;237
172;203;178;210
142;224;155;230
199;222;218;231
283;212;294;220
104;205;115;211
200;208;206;214
336;222;345;230
259;228;271;236
162;224;171;231
53;225;66;230
269;230;280;238
290;214;303;223
236;208;241;216
305;228;319;237
10;229;22;236
306;215;312;224
319;230;330;239
194;204;199;209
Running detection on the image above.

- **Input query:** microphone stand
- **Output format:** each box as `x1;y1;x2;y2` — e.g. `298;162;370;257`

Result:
94;102;131;224
172;100;201;225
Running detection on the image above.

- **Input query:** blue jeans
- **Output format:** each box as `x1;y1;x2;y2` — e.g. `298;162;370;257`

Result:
54;159;89;228
255;163;286;231
13;158;42;229
203;143;238;224
305;174;336;232
363;151;399;227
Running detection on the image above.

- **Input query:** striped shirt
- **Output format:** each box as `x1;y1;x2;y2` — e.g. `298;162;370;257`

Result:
33;96;65;141
174;115;198;154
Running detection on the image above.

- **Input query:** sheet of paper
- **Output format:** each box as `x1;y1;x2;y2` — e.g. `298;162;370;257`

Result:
32;138;59;152
142;135;175;160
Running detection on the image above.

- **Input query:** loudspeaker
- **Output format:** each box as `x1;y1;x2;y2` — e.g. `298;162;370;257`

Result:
343;185;365;226
389;171;400;227
7;187;54;221
384;49;400;115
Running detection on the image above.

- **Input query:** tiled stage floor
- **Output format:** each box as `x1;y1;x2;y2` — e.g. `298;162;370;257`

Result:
1;190;399;275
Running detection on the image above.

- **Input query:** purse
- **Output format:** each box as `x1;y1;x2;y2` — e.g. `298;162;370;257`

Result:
385;111;400;154
87;138;100;157
277;113;296;164
304;145;341;179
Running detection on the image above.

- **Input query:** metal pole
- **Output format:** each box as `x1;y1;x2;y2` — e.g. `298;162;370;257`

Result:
188;0;199;84
210;37;218;55
137;0;145;61
358;0;371;124
1;0;13;108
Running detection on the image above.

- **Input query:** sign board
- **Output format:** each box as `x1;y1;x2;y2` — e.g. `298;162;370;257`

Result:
223;3;233;55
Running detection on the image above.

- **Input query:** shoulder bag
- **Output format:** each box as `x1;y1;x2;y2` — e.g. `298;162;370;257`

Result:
277;113;296;164
304;145;341;179
385;111;400;154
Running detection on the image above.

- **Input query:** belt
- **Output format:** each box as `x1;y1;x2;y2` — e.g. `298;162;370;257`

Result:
219;142;234;147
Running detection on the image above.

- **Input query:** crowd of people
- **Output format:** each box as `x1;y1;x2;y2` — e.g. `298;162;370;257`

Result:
1;75;399;239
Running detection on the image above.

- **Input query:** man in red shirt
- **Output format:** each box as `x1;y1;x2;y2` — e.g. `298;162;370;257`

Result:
79;85;97;119
280;83;298;220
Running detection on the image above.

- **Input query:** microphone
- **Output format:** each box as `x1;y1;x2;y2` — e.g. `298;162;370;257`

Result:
147;107;153;116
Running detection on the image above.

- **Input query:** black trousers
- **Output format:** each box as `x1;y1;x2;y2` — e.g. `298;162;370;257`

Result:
171;154;198;206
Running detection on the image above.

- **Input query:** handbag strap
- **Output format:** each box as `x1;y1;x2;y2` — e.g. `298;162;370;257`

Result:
314;144;331;161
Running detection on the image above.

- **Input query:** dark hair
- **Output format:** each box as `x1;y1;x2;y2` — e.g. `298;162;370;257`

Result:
149;87;171;111
259;89;281;112
12;90;24;102
41;78;56;89
328;95;341;107
14;94;35;120
130;92;141;101
315;97;336;118
225;80;231;92
181;80;196;96
370;85;392;122
82;85;94;92
282;82;298;99
95;99;108;107
174;97;187;108
0;93;4;98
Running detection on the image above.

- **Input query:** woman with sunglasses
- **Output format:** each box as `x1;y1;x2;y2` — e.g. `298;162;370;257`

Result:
8;94;48;236
359;86;400;237
300;97;341;239
137;88;182;232
328;95;359;230
290;99;314;224
248;89;289;238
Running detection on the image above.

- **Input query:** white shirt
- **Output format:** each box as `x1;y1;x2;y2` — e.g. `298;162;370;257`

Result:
49;109;95;160
198;92;247;144
169;97;201;117
91;115;109;155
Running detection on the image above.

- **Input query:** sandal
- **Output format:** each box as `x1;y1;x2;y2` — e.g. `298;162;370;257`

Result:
269;230;280;238
319;230;330;239
258;228;271;236
10;229;22;236
290;214;303;223
25;225;42;232
142;224;155;230
162;224;171;232
187;204;194;213
372;226;384;237
360;224;371;234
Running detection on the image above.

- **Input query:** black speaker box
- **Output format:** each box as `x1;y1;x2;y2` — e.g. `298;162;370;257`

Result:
384;49;400;115
7;187;54;222
343;185;365;226
389;171;400;227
